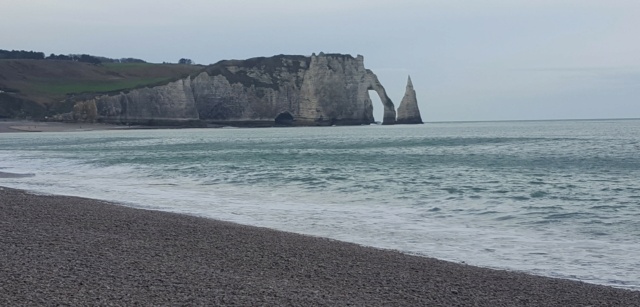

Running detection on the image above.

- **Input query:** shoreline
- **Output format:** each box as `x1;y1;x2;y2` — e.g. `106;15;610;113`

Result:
0;120;128;133
1;186;638;306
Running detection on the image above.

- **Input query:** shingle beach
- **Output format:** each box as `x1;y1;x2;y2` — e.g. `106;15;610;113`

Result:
1;187;638;306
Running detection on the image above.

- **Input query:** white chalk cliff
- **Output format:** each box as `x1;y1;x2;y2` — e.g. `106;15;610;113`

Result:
68;53;422;126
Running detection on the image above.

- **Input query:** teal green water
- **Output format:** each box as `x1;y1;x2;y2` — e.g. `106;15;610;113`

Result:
1;120;639;290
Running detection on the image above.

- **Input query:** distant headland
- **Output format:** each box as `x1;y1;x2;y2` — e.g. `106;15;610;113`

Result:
0;50;422;127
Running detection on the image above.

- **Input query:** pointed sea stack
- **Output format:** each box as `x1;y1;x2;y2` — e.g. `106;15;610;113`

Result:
396;76;423;124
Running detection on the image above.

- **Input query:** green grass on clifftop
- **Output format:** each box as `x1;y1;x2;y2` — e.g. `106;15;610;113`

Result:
30;77;173;96
0;59;203;118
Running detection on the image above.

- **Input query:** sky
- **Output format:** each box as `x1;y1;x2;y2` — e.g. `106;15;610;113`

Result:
2;0;639;122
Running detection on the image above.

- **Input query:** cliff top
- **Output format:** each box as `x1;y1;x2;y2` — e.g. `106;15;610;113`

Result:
202;53;359;90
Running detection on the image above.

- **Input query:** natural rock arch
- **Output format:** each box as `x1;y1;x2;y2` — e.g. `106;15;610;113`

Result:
364;69;396;125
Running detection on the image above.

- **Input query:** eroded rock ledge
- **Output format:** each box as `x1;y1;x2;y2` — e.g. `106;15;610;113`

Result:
65;53;423;127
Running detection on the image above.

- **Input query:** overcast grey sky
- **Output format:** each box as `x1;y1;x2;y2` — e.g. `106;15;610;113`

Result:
2;0;639;122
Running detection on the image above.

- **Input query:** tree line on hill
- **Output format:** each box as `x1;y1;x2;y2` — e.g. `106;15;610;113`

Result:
0;49;152;65
0;49;45;60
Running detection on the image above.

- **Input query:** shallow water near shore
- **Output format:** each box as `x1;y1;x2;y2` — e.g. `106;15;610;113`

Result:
1;119;639;290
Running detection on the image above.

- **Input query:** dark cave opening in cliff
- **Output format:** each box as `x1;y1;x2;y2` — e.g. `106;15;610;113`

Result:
275;111;294;126
369;90;384;124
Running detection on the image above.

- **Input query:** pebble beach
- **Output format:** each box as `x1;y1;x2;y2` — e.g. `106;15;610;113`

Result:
1;187;639;306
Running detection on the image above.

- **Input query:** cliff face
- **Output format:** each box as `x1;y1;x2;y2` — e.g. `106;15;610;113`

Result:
190;55;310;125
71;78;200;125
68;53;419;126
296;55;396;125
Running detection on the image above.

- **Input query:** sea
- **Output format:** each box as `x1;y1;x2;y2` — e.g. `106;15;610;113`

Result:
1;119;639;290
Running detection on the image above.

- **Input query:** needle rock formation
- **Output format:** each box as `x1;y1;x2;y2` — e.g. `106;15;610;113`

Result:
396;76;423;124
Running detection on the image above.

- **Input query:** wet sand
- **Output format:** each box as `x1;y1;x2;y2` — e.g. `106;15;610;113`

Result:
1;186;638;306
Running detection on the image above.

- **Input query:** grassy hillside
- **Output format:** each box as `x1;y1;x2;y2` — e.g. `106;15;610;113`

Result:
0;60;203;119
